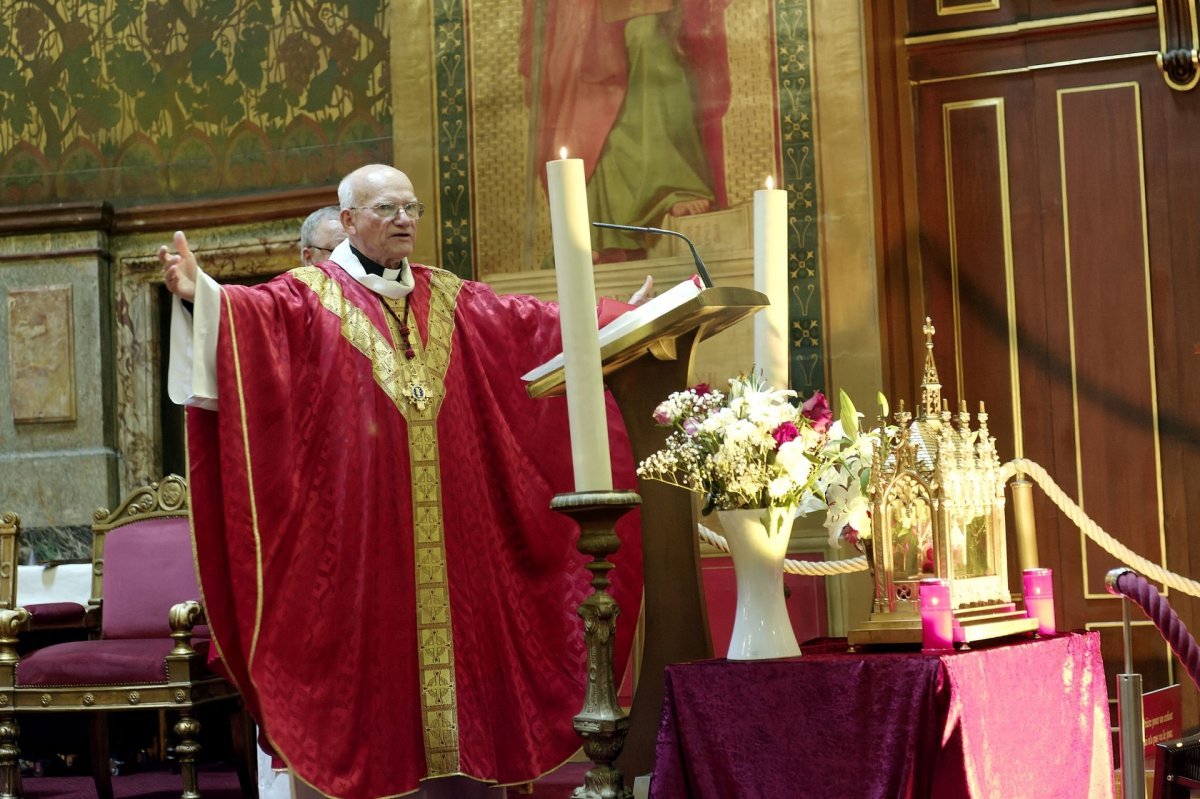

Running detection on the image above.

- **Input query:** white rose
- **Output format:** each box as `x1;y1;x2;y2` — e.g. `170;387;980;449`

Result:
775;440;813;484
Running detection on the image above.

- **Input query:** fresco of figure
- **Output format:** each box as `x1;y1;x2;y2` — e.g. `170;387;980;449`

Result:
520;0;732;263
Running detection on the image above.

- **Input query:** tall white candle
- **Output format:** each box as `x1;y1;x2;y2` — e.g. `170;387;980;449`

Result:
754;176;789;389
546;152;613;491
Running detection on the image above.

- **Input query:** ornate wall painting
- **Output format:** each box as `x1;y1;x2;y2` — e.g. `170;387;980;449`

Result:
451;0;824;395
0;0;392;204
7;285;76;424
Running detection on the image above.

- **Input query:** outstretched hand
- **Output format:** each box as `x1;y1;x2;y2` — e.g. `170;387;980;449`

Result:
629;275;653;305
159;230;198;302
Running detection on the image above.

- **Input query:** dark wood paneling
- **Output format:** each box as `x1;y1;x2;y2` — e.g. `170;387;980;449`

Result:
907;0;1024;38
890;2;1199;723
1055;81;1164;598
907;0;1150;39
1030;0;1152;20
865;0;923;403
943;102;1019;449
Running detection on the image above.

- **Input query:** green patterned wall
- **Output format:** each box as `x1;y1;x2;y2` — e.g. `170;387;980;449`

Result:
775;0;824;396
0;0;391;204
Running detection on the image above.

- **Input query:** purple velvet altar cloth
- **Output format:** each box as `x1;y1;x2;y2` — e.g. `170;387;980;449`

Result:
649;632;1113;799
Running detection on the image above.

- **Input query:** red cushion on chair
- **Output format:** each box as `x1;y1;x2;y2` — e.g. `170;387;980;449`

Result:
25;602;87;628
102;517;202;639
15;638;211;687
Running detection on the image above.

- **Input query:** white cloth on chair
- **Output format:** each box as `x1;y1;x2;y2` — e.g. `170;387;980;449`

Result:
16;563;91;606
266;766;507;799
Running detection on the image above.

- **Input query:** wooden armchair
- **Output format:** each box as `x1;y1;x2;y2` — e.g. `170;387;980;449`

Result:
0;475;254;799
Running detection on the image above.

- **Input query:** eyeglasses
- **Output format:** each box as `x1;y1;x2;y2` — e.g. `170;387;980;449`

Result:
308;243;339;252
349;201;425;221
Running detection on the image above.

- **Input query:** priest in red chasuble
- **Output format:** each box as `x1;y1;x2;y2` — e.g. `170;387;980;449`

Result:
160;164;643;799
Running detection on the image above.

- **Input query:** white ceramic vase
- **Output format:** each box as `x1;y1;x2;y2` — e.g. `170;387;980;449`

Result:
716;505;802;660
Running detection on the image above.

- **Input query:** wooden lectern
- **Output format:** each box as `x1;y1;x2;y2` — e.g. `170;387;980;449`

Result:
527;285;768;778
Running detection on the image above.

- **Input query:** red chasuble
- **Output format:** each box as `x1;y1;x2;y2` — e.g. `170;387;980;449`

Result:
186;262;643;799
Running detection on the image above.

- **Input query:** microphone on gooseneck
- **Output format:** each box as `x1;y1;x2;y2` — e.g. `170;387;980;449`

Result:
591;222;714;290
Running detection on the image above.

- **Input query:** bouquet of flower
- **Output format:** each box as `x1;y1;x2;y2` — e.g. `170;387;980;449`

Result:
638;374;899;549
637;374;835;514
808;391;900;550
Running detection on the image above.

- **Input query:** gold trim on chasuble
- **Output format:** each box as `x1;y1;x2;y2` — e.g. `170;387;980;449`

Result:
291;266;465;777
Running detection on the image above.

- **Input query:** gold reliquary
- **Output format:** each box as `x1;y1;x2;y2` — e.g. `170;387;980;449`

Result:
848;319;1038;648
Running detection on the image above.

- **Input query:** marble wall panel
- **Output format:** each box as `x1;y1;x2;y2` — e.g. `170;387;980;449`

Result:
0;231;118;529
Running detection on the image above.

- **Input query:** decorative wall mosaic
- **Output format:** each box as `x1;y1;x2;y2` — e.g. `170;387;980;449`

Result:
775;0;823;395
0;0;392;204
432;0;824;394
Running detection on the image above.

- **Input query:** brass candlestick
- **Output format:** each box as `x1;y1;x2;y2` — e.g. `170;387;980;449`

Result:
551;490;640;799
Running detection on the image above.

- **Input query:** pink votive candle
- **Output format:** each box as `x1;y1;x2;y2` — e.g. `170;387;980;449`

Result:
1023;567;1056;636
919;578;953;653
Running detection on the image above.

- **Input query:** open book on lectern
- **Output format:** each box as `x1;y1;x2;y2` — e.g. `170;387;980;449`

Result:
521;276;705;383
521;278;769;401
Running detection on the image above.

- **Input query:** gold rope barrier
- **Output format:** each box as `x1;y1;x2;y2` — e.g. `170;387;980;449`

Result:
1002;458;1200;598
696;523;869;576
696;456;1200;589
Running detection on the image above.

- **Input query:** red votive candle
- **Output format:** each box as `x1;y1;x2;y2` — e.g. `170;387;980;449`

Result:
919;578;953;654
1023;567;1056;636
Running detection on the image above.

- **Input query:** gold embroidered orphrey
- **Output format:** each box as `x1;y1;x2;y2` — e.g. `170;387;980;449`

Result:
291;266;466;776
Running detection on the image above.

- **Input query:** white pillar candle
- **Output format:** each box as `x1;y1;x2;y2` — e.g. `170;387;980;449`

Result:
754;176;789;389
546;152;613;491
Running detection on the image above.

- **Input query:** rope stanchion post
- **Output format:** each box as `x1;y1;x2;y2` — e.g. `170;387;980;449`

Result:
1010;476;1040;574
1108;568;1147;799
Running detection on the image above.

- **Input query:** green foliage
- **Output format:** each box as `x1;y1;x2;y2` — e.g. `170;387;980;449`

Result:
208;0;238;22
108;45;150;94
134;70;171;130
304;64;339;112
1;0;393;201
255;84;290;119
190;40;228;86
244;2;273;27
346;0;378;30
839;389;859;440
233;24;269;89
110;2;141;32
0;80;31;136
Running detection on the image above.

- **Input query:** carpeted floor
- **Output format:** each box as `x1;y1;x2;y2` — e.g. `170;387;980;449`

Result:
19;762;593;798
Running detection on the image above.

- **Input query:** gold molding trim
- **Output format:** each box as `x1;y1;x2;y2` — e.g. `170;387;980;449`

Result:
937;0;1000;17
941;99;1024;456
1055;83;1167;601
909;6;1156;46
913;51;1158;86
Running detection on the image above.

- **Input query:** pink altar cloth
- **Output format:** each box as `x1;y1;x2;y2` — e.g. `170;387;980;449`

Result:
650;632;1113;799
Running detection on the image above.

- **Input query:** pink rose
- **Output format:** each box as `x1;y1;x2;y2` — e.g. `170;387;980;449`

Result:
652;402;673;425
772;421;799;448
801;391;832;432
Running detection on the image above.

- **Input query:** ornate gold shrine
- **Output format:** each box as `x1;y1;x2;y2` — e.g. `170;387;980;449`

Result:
848;320;1038;647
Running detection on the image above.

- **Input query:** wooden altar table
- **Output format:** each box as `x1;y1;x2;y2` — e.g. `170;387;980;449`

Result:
649;632;1113;799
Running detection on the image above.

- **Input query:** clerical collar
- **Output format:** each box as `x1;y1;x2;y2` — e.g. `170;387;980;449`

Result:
328;239;414;299
350;244;405;281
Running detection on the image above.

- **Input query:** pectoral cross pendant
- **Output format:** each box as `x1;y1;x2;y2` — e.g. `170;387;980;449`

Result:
406;379;431;412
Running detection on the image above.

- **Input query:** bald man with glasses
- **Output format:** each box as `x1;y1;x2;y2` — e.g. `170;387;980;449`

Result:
159;164;642;799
